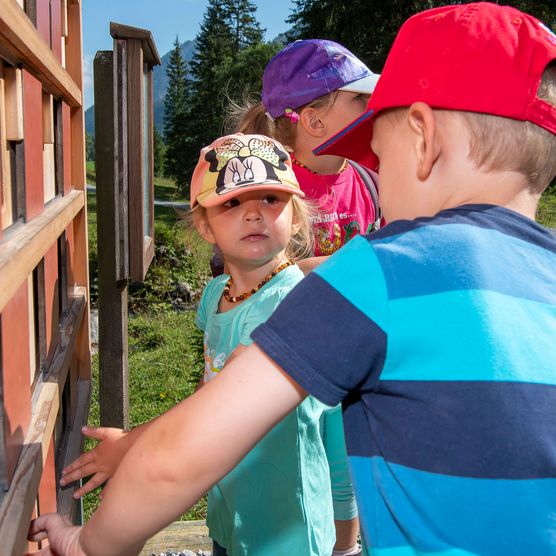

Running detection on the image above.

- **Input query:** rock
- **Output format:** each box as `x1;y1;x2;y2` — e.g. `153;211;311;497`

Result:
175;281;194;301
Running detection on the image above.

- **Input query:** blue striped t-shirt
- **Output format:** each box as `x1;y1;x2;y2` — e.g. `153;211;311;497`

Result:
252;204;556;555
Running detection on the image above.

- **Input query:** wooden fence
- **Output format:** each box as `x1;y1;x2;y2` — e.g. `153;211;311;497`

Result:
0;0;91;553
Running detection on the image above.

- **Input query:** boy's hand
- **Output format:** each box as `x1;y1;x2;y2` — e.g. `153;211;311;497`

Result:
27;514;84;555
60;426;130;498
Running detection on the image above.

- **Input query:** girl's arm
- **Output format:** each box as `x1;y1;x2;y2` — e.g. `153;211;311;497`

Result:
29;343;307;556
59;421;155;498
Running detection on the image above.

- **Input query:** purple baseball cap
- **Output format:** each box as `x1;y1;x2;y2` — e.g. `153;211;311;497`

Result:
262;39;380;119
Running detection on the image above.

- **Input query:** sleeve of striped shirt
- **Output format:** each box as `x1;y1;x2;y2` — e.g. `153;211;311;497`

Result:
251;236;388;407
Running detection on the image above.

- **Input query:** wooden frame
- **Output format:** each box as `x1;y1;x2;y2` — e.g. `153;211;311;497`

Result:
0;288;88;554
0;1;90;552
0;0;80;107
0;190;84;313
110;22;159;282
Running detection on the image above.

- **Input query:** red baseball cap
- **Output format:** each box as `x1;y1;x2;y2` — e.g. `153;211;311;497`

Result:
314;2;556;169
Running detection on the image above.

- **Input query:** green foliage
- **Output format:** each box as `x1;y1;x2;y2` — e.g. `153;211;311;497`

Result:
153;127;166;178
85;132;95;162
181;0;268;182
215;42;282;115
128;221;212;314
164;37;191;193
287;0;555;73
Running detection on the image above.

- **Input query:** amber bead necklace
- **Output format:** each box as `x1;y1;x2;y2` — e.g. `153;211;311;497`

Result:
223;260;294;303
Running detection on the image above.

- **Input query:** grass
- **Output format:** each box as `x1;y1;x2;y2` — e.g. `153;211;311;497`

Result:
537;189;556;228
83;161;210;522
83;314;207;522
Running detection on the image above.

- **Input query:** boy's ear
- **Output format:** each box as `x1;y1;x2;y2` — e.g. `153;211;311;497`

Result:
407;102;441;181
194;213;217;245
299;107;327;138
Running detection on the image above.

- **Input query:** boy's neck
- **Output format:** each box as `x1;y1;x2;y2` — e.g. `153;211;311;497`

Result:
438;170;540;221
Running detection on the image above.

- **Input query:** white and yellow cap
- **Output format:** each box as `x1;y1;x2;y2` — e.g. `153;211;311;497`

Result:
190;133;304;207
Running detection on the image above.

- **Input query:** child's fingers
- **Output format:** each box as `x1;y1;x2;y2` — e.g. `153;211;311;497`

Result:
72;472;110;499
27;513;71;540
61;450;96;478
61;459;104;486
81;425;118;441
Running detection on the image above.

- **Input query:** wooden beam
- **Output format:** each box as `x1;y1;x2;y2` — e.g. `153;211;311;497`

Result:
0;0;81;107
56;377;91;523
0;289;86;554
0;189;84;313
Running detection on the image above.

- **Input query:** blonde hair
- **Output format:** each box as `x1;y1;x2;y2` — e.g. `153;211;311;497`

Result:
226;92;340;151
191;194;314;262
460;63;556;192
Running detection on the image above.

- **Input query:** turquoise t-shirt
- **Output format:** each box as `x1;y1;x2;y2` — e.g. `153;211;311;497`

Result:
195;265;335;555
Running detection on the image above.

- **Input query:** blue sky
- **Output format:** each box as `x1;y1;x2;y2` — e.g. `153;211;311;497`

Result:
82;0;295;109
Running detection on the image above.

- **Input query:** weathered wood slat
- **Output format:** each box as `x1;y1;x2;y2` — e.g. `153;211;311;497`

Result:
56;377;91;522
0;189;84;313
140;520;211;555
0;289;87;554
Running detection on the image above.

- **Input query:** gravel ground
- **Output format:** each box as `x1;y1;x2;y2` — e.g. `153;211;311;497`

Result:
151;550;212;556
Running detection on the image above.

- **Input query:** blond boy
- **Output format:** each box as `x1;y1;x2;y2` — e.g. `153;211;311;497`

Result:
30;4;556;555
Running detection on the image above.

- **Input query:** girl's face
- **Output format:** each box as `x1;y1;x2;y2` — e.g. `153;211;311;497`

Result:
317;91;370;141
197;190;298;269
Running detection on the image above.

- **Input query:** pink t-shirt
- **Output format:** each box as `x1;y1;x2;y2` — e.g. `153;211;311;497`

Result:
293;161;378;256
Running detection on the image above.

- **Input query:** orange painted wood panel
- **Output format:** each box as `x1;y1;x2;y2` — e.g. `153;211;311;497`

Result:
43;243;60;364
50;0;62;62
1;281;31;484
36;0;51;47
23;71;44;220
37;438;57;514
62;102;72;194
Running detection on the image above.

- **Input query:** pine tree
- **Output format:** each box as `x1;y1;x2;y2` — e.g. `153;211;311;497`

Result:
226;0;265;54
288;0;554;73
163;37;190;193
181;0;266;182
153;127;165;177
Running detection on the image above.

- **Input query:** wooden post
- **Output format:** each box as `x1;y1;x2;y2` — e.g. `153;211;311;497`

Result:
94;51;129;429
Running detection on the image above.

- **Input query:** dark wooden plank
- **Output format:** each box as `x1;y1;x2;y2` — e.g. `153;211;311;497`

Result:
56;377;91;523
127;38;145;282
115;39;129;281
94;50;129;429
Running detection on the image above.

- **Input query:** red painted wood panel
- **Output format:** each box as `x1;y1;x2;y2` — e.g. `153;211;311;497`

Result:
23;71;44;220
50;0;62;62
66;223;75;289
37;438;57;514
44;243;60;364
36;0;51;47
1;281;31;484
62;103;72;194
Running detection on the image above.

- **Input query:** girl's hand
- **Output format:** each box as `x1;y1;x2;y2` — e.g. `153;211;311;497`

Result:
60;426;130;498
27;514;84;555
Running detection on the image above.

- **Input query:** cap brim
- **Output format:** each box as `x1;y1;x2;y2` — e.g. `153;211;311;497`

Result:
339;73;380;95
313;109;378;170
197;181;304;208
